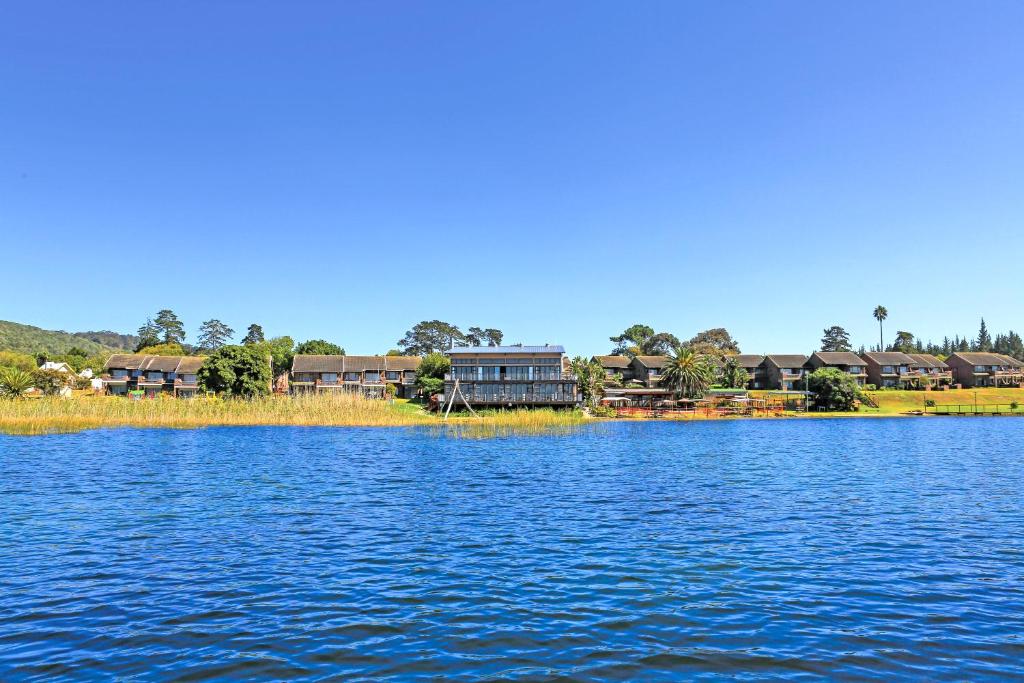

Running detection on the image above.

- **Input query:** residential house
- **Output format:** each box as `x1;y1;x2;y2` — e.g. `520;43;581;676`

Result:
762;355;809;390
39;361;75;374
734;354;766;389
860;352;917;388
943;352;1024;388
629;356;669;388
804;352;868;387
905;354;953;388
102;354;207;397
290;355;421;398
441;345;579;408
591;355;633;384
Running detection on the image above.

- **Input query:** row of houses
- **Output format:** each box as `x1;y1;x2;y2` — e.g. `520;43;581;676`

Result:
100;345;1024;404
593;351;1024;391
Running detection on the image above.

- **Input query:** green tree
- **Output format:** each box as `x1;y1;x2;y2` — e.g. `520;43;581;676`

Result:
892;330;915;353
415;352;451;397
873;305;888;352
197;319;235;351
569;356;604;407
399;321;464;355
807;367;861;411
32;368;73;396
661;346;714;398
155;309;186;345
718;356;751;389
685;328;740;356
0;368;34;398
198;345;272;397
609;324;680;357
975;318;992;352
136;342;185;356
295;339;344;355
135;318;161;351
465;327;504;347
256;336;295;378
0;351;37;372
820;326;852;352
242;324;265;345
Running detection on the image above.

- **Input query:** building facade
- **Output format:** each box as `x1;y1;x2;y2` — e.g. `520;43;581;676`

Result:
591;355;633;384
734;354;767;389
905;354;953;388
290;355;420;398
102;354;205;397
763;354;809;390
860;352;917;388
804;352;869;386
943;352;1024;388
441;345;580;409
629;356;669;388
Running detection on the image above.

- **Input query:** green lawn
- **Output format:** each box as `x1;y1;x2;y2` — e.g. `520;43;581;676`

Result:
863;388;1024;414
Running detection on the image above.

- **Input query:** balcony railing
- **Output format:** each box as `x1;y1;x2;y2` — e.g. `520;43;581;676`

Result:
444;373;572;382
441;394;579;404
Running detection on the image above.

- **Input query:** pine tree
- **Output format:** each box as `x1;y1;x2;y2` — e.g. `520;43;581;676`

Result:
976;318;992;352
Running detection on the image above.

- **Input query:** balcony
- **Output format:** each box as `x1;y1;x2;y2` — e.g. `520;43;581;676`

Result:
137;377;166;386
443;373;570;382
441;394;579;405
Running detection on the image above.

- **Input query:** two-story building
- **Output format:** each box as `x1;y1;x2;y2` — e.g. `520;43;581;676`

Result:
733;354;767;389
860;352;917;388
102;354;206;397
290;355;421;397
441;345;580;409
905;354;953;388
763;354;809;390
804;352;869;386
630;356;669;388
591;355;633;384
943;352;1024;388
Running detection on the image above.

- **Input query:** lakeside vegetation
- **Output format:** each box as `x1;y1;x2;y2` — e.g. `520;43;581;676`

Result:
0;393;588;436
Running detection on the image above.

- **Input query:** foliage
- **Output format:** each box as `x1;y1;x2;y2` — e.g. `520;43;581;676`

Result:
892;330;915;353
718;356;751;389
256;336;295;378
975;318;992;352
0;350;37;372
685;328;740;356
873;305;888;351
295;339;344;356
198;345;272;397
197;319;235;351
135;318;162;351
136;342;186;356
0;368;34;398
590;405;617;418
417;376;444;397
414;352;450;397
568;356;604;407
385;383;397;398
807;367;861;411
924;398;936;408
661;346;714;398
74;330;139;350
399;320;465;355
0;320;121;356
609;324;680;357
242;324;265;345
32;368;73;396
154;309;186;345
465;327;503;347
820;326;852;352
385;349;402;356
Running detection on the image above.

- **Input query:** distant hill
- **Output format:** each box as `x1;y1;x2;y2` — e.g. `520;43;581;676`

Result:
0;320;135;356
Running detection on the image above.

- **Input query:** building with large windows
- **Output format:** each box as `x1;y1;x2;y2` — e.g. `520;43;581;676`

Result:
441;345;580;409
102;354;206;397
290;355;421;398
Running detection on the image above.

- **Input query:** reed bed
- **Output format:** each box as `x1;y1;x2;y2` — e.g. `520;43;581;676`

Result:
0;394;590;437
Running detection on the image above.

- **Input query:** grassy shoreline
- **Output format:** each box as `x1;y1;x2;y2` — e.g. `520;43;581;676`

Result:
2;389;1021;436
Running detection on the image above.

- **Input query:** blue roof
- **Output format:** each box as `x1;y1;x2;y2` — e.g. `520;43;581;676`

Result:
447;345;566;355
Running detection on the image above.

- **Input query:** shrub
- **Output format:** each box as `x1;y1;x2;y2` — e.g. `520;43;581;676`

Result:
924;399;936;408
0;368;34;398
807;367;861;411
198;345;272;397
1011;401;1019;411
32;368;73;396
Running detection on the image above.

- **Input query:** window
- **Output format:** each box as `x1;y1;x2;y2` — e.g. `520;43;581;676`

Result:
321;373;338;384
343;372;360;382
385;371;400;381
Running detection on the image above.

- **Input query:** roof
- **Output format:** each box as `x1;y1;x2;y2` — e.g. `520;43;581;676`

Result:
447;345;565;355
383;356;421;371
592;355;632;369
141;356;182;373
734;354;765;368
861;352;917;365
291;355;421;373
906;353;949;369
633;355;669;368
947;352;1020;366
808;352;864;366
998;354;1024;368
105;354;149;370
176;357;206;373
764;354;808;368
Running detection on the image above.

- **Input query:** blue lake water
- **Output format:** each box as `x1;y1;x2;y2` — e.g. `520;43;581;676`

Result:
2;418;1024;681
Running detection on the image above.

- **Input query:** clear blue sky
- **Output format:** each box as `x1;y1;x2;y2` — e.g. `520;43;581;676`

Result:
3;2;1023;356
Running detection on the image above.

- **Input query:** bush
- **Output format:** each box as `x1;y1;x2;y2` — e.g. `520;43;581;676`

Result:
0;368;34;398
1012;401;1019;411
925;399;936;408
807;367;861;411
198;345;272;397
590;405;617;417
863;384;877;391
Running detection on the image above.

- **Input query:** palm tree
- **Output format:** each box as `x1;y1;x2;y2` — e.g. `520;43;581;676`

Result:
873;305;888;352
661;346;713;399
0;368;34;399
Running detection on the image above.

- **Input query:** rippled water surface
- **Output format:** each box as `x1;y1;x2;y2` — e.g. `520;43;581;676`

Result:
2;419;1024;680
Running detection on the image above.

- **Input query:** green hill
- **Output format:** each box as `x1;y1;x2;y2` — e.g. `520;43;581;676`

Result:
0;320;134;356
